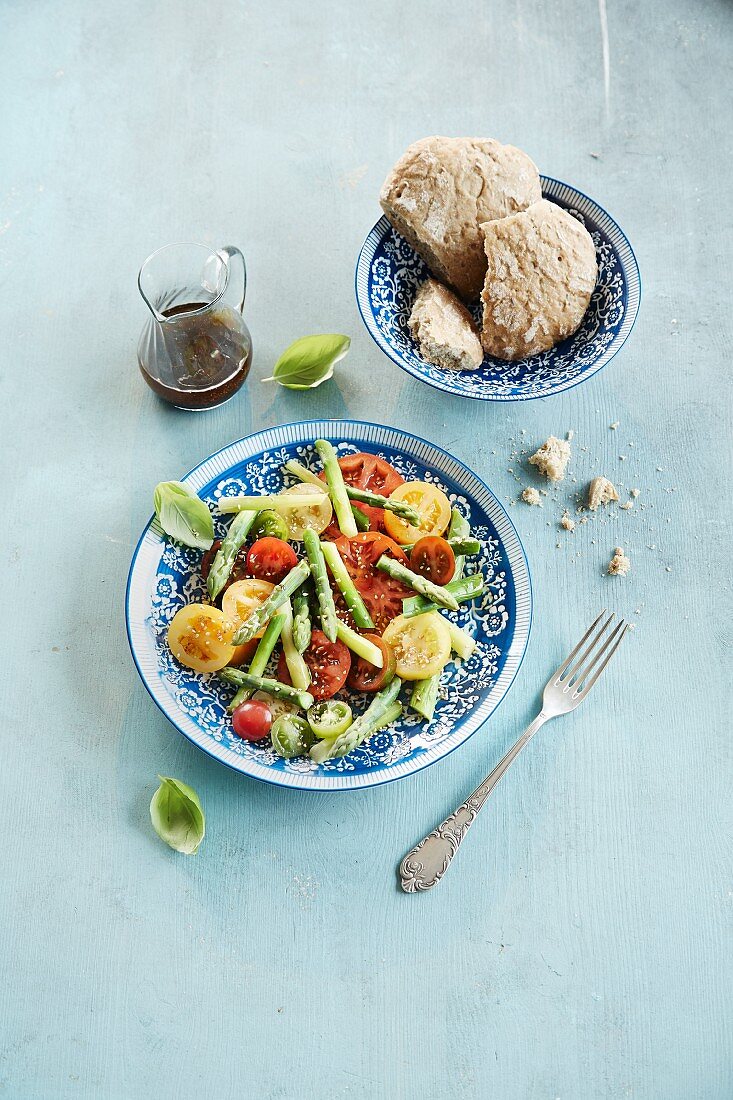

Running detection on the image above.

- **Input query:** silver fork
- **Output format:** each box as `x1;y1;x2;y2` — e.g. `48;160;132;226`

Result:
399;611;630;892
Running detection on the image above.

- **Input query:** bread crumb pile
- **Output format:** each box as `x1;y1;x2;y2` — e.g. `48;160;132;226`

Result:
608;547;631;576
588;476;619;510
509;423;676;582
528;436;571;482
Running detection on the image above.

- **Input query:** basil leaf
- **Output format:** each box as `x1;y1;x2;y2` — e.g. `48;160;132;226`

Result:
150;776;205;855
153;481;214;550
262;334;350;390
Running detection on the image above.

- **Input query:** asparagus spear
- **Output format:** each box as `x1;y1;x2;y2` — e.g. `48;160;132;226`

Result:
409;673;441;721
218;492;326;514
321;541;374;630
402;572;485;618
447;508;471;581
315;439;357;537
284;459;369;532
310;676;402;760
344;485;421;526
232;559;310;644
401;535;480;556
227;612;285;711
351;504;370;531
291;584;312;653
219;668;313;711
334;620;383;667
376;555;459;611
373;700;402;733
282;459;323;487
309;700;403;764
302;528;338;642
446;619;476;660
206;510;257;601
279;600;311;690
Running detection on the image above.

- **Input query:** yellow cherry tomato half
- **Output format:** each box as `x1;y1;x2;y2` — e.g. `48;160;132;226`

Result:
382;611;451;681
222;578;275;644
383;481;452;545
167;603;236;673
279;483;333;540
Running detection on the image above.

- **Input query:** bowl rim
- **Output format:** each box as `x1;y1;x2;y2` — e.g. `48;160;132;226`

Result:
126;419;533;791
354;176;642;402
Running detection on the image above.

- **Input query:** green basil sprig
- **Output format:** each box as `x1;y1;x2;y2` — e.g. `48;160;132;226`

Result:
153;481;214;551
261;334;350;390
150;776;205;855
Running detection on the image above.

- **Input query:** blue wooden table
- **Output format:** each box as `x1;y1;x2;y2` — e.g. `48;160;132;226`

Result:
1;2;730;1097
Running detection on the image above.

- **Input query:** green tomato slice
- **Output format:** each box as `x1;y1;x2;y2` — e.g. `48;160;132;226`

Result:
307;700;353;739
270;714;314;759
251;509;290;541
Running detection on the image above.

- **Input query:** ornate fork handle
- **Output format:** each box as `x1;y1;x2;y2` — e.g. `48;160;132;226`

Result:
399;712;549;892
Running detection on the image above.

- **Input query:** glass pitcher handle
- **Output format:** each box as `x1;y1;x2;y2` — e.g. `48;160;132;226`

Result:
220;245;247;312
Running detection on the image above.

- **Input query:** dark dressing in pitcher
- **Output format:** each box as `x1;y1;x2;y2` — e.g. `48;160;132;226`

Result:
139;302;252;410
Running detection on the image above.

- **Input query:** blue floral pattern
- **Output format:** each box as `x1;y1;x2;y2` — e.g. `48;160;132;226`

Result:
355;178;640;401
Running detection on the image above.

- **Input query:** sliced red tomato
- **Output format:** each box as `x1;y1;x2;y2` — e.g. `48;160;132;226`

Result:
246;537;298;584
346;634;396;692
277;629;351;701
200;540;221;582
332;533;412;633
321;452;404;536
410;536;456;585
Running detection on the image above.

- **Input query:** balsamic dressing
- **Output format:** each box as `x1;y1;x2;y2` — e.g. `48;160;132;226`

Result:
139;302;252;410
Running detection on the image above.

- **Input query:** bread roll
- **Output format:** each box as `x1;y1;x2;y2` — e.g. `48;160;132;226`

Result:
380;137;541;302
480;200;597;360
408;279;483;371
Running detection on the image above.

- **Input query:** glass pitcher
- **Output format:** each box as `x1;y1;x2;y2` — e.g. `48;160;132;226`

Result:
138;243;252;410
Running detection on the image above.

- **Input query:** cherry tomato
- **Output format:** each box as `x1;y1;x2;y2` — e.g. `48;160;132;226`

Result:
226;638;259;667
167;603;237;672
277;629;351;701
246;537;298;584
222;578;275;641
382;612;452;680
321;452;404;536
383;482;452;545
231;700;273;741
346;634;397;693
410;536;456;585
332;533;412;633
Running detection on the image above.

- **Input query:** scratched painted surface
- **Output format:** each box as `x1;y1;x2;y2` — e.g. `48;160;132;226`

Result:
0;1;731;1097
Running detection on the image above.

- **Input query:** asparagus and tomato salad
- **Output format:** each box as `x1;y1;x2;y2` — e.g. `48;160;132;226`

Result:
157;443;486;763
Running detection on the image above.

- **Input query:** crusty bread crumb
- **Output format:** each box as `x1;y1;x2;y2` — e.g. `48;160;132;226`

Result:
528;436;571;482
521;487;541;505
608;547;631;576
408;279;483;370
588;476;619;510
560;511;575;531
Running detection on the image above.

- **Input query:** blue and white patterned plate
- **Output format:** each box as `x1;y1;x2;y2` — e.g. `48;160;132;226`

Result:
126;421;531;791
355;177;640;401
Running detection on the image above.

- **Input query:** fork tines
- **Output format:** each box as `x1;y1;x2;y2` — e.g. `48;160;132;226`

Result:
554;610;630;699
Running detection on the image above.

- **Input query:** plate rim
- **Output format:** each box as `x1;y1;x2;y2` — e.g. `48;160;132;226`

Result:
126;419;533;791
354;176;642;402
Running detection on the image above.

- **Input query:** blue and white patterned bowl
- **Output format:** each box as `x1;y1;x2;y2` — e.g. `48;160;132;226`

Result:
355;177;640;401
126;421;532;791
